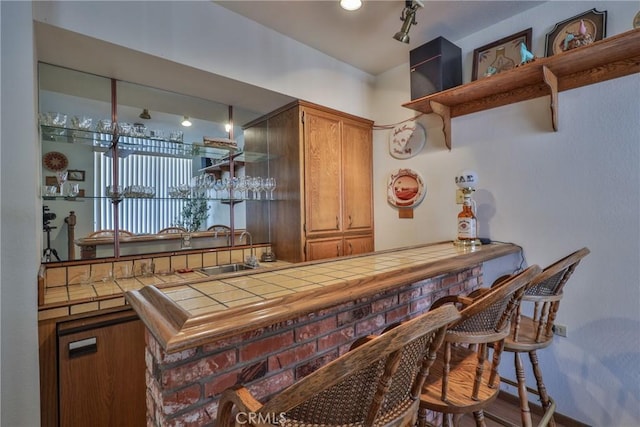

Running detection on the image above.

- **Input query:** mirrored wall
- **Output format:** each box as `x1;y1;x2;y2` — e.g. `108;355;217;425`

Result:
39;63;274;262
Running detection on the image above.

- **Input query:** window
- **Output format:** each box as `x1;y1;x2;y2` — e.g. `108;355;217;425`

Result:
94;141;194;234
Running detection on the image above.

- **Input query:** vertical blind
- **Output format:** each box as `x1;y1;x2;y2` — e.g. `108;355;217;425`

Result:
94;138;193;234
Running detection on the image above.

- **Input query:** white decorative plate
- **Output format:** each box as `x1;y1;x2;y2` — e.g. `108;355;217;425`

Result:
389;121;426;159
387;168;426;208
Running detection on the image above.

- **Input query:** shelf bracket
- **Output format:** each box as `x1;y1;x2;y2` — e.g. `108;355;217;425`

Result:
429;100;451;150
542;65;559;132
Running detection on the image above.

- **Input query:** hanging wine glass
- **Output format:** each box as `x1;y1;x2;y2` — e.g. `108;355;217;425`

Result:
55;170;68;196
264;177;276;200
228;177;238;200
256;177;266;200
213;179;225;199
236;176;248;200
247;176;260;200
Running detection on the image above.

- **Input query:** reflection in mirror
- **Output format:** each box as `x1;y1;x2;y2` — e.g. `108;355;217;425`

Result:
39;63;270;262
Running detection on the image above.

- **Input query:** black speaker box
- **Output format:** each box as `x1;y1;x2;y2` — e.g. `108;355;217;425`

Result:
410;37;462;100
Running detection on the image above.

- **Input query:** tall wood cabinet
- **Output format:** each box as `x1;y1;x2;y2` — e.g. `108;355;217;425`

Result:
245;100;374;262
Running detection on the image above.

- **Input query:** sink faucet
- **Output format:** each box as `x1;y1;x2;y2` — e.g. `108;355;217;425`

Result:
240;231;259;268
213;229;232;246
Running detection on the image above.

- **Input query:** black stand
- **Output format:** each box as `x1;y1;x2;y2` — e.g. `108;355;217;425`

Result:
43;225;60;262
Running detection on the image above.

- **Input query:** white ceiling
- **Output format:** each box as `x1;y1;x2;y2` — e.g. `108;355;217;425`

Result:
215;0;545;76
35;1;545;119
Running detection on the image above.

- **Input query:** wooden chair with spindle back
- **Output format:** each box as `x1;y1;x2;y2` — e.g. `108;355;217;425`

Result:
418;265;542;427
486;247;590;427
216;304;462;427
158;226;188;234
87;229;134;238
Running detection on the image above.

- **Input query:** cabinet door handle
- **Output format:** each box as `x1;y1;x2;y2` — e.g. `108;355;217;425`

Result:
68;337;97;358
336;216;339;229
348;242;353;254
348;215;353;227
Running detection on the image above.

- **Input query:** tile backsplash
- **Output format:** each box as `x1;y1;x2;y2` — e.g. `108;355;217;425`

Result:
38;245;271;320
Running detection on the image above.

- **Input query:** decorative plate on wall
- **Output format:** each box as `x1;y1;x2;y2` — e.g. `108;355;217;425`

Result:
389;121;426;159
43;151;68;171
387;168;426;208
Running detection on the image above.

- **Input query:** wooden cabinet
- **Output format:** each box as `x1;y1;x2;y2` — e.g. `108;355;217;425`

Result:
306;234;375;260
245;100;374;262
342;118;374;234
344;234;375;256
39;308;145;427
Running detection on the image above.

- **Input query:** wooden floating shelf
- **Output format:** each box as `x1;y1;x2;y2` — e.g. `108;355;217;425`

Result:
402;28;640;150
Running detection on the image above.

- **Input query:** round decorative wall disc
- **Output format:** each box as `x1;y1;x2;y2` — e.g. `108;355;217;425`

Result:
389;121;426;159
387;168;426;208
43;151;68;171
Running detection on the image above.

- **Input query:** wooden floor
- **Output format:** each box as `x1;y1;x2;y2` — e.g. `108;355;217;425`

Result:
457;392;570;427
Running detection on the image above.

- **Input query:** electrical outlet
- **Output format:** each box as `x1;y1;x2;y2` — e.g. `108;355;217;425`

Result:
553;324;567;337
455;188;464;204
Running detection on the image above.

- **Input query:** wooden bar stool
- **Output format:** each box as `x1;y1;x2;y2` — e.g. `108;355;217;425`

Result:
216;304;461;427
418;265;541;427
487;247;590;427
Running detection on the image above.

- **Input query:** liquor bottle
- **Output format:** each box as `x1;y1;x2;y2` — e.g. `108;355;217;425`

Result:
457;194;477;241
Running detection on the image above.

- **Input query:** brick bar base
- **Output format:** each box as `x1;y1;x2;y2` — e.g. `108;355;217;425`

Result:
145;265;483;426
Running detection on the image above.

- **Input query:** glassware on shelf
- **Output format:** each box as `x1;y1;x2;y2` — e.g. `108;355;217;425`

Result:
229;177;239;199
40;112;68;127
257;177;267;200
123;185;156;198
55;170;68;195
40;112;68;136
117;122;133;136
264;177;277;200
67;183;80;198
246;176;259;200
70;115;93;130
213;179;225;199
169;130;184;142
236;176;248;200
42;185;58;199
106;185;123;199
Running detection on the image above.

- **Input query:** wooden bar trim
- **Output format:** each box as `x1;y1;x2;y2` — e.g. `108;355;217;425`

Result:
126;242;521;353
126;285;190;350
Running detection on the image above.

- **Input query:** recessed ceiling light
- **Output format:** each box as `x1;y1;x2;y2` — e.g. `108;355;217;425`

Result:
340;0;362;12
181;116;192;127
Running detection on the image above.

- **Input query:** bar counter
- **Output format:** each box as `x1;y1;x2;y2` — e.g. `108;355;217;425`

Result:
126;241;519;353
126;241;520;425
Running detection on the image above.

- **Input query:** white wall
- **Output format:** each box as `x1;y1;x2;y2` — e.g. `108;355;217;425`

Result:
372;2;640;424
1;2;42;426
32;0;376;119
3;1;638;425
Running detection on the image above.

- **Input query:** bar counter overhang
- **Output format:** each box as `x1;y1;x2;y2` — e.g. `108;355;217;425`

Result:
126;241;520;354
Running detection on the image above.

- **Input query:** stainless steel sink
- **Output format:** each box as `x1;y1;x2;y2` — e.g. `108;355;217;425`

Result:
198;263;256;276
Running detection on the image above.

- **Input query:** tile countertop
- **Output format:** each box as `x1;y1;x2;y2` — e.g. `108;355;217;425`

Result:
39;260;292;317
125;241;521;353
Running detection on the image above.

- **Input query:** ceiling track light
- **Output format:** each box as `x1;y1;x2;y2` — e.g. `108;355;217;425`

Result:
340;0;362;11
139;108;151;120
181;116;192;127
393;0;424;44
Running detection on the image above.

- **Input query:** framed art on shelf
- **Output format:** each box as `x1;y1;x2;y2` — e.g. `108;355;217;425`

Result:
68;169;85;182
545;8;607;57
472;28;532;81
